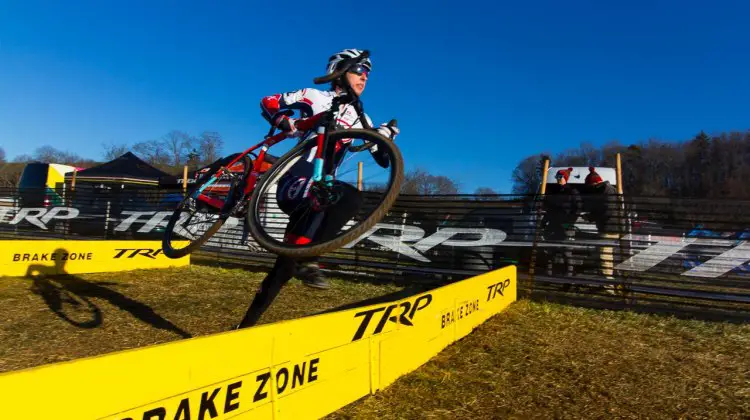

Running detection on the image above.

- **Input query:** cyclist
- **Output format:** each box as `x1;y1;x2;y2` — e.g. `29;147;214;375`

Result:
237;49;398;329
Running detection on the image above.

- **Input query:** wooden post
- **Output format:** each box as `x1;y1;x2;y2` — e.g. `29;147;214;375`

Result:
357;161;363;191
528;158;551;287
182;165;188;193
615;152;629;292
66;169;79;237
616;153;624;194
539;159;551;195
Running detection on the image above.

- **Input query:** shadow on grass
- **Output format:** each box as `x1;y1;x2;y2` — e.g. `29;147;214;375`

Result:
25;248;192;338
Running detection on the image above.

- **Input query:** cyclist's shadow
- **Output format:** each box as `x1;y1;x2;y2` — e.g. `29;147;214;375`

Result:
26;248;191;338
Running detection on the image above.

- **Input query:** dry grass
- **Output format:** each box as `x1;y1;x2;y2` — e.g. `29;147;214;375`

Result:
0;265;748;419
330;300;750;419
0;265;403;373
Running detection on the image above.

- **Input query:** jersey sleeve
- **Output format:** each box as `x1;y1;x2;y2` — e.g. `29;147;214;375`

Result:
260;89;316;122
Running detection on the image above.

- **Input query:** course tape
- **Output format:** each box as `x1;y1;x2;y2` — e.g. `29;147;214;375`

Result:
0;240;190;277
0;265;516;419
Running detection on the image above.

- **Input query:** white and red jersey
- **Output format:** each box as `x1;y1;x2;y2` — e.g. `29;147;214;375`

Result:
261;88;374;134
260;87;384;174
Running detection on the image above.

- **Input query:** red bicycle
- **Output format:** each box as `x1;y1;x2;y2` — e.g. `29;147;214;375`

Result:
162;52;404;259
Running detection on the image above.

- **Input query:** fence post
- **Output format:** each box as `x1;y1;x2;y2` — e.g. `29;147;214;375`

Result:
183;165;188;195
67;170;78;237
357;162;363;191
527;158;550;295
615;152;632;301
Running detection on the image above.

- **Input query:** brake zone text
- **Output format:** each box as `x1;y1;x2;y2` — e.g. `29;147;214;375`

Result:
253;357;320;403
441;299;480;329
12;251;92;262
116;357;320;420
351;294;432;341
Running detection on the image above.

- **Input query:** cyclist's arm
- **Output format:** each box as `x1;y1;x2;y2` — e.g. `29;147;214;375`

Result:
260;89;315;123
363;113;397;168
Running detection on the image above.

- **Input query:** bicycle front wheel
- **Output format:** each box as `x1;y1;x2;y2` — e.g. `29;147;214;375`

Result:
162;156;251;259
245;129;404;258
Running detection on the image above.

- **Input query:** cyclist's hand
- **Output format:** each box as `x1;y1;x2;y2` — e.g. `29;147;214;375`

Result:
274;115;298;136
377;123;399;141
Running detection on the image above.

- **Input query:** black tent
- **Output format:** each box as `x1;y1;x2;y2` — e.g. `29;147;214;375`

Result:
64;152;170;186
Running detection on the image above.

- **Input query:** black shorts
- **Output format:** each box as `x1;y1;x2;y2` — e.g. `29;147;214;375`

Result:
275;160;362;243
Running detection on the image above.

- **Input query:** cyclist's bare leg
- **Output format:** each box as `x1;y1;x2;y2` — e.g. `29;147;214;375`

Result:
236;183;363;328
237;255;295;328
237;210;319;328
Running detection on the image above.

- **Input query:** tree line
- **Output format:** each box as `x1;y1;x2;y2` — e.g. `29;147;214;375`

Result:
511;130;750;199
1;133;494;195
103;130;225;173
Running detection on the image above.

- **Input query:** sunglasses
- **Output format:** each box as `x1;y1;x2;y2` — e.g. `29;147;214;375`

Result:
555;174;565;180
348;64;370;76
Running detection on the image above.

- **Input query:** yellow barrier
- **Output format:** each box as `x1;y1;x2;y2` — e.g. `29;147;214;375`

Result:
0;240;190;277
0;266;516;419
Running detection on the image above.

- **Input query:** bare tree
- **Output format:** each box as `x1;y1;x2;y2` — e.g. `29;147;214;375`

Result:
198;131;224;166
102;143;130;161
23;145;96;167
0;147;5;163
132;139;171;170
162;130;194;167
475;187;497;195
432;175;460;194
0;163;25;187
474;187;499;198
401;168;460;195
511;155;548;195
13;154;34;163
33;145;65;163
131;130;223;172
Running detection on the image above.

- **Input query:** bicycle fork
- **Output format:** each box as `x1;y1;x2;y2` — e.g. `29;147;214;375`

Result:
313;125;341;186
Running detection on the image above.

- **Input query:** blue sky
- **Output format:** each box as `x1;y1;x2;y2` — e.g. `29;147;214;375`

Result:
1;0;749;193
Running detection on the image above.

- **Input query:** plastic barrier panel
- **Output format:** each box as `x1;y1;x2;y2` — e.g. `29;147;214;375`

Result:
0;240;190;277
0;266;516;419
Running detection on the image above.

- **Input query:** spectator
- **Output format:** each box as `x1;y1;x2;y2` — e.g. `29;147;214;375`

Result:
582;167;623;293
542;168;582;279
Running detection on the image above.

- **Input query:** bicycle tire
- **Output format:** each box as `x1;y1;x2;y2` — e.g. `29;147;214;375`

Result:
245;129;403;258
162;156;251;259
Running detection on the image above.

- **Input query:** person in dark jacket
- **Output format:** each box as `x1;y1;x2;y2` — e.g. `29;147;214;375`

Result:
582;167;623;292
542;168;582;278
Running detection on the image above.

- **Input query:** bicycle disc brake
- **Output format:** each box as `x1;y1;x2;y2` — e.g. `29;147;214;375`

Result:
308;181;343;211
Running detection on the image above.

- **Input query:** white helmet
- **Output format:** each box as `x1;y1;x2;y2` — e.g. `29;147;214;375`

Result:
325;49;372;75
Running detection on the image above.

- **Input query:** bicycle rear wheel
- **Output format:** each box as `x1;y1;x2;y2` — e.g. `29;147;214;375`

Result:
245;129;403;258
162;156;251;259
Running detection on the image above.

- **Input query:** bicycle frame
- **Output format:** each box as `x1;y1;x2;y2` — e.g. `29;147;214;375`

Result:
187;90;371;213
189;111;331;211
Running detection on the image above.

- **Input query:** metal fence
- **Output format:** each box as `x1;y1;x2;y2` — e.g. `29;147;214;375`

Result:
2;185;749;321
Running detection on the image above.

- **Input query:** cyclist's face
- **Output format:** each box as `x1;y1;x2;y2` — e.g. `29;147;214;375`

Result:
346;71;368;96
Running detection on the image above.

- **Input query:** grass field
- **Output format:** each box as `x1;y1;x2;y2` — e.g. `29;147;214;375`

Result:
0;265;748;419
